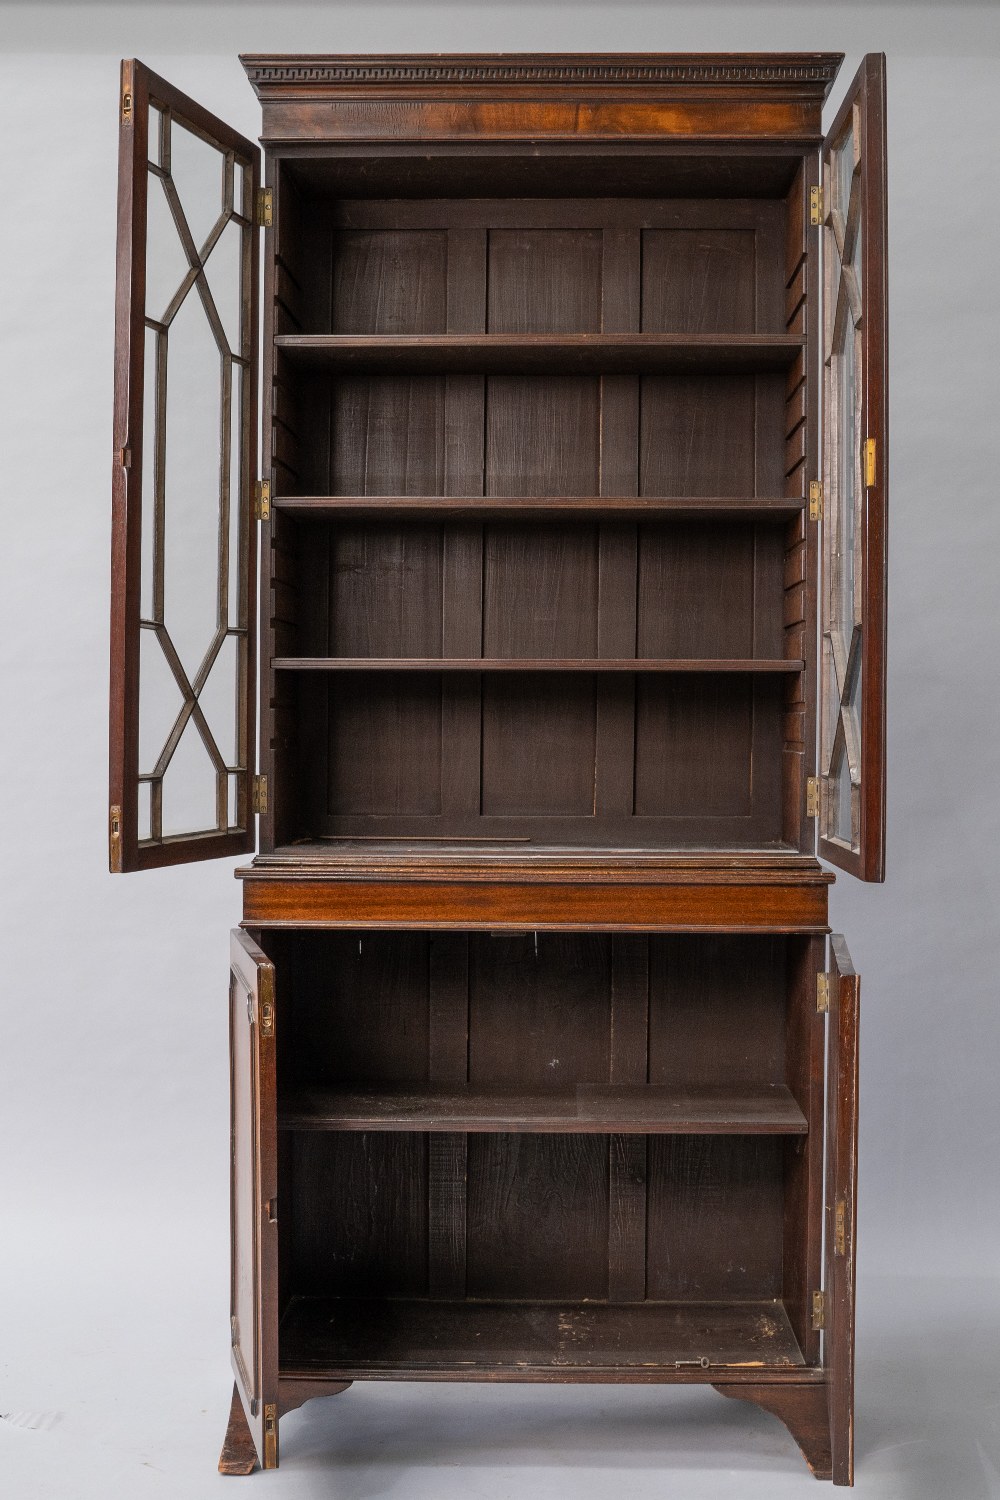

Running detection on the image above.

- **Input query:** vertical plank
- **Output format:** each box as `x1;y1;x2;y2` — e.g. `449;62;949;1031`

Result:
782;934;826;1366
608;936;649;1303
597;228;640;825
427;935;469;1298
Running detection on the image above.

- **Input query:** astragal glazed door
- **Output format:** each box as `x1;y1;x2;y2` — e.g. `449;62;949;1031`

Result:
109;60;260;871
819;54;889;881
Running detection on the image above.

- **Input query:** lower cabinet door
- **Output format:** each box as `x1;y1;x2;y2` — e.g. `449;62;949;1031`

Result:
228;929;279;1469
824;933;861;1485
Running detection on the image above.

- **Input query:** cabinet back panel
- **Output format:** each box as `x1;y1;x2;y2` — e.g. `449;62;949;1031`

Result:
325;523;445;657
487;228;604;333
466;1133;611;1299
482;524;600;657
646;1136;784;1299
324;674;444;816
290;1132;429;1296
330;376;448;494
647;934;786;1087
641;228;757;334
485;377;602;495
273;931;433;1088
332;230;449;334
468;933;613;1086
480;674;598;816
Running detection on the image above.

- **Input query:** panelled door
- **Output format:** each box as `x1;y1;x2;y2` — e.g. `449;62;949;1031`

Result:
824;934;860;1485
229;930;278;1469
819;54;889;881
109;60;260;871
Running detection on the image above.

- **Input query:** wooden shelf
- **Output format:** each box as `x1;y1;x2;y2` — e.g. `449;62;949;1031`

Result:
278;1083;808;1134
274;332;805;374
272;657;805;674
279;1297;808;1378
272;495;806;521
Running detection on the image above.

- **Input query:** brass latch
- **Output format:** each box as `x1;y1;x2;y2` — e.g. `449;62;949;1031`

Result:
256;187;273;228
252;775;268;815
834;1198;847;1257
809;185;824;226
864;437;877;488
121;88;133;124
263;1403;278;1468
259;999;275;1037
808;480;823;522
816;972;830;1014
812;1289;826;1330
109;805;122;872
254;479;271;521
806;777;821;819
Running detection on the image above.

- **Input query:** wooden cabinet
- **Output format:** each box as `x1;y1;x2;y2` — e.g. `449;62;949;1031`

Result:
109;52;888;1487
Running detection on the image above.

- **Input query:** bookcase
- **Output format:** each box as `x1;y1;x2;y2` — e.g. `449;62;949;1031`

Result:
109;52;888;1486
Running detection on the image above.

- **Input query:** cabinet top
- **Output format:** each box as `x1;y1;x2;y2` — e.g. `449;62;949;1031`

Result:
240;52;844;146
241;53;844;95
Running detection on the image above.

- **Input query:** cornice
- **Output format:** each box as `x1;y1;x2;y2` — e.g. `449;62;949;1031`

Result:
241;52;844;94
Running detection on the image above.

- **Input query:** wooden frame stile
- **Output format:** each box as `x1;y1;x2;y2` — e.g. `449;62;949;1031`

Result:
109;59;260;872
825;934;861;1484
222;930;279;1474
818;54;889;881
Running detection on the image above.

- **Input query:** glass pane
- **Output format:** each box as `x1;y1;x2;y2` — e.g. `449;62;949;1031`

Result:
834;322;860;639
138;627;183;777
131;98;253;850
199;632;240;767
140;330;159;621
161;718;218;836
834;743;854;844
145;173;191;326
162;282;224;681
833;115;856;221
228;360;244;630
202;215;242;356
168;118;226;254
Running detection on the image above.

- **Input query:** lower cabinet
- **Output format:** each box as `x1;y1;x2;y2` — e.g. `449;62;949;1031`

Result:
224;927;859;1484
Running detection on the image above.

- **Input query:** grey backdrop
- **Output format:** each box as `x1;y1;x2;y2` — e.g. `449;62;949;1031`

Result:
1;3;998;1496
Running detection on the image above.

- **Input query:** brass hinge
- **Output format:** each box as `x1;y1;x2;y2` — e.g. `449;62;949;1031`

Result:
810;185;824;226
834;1198;847;1257
808;480;823;522
806;776;821;818
121;87;133;124
109;805;122;872
864;437;877;488
816;972;830;1014
252;774;268;815
259;999;275;1037
254;479;271;521
812;1289;826;1330
256;186;273;228
263;1404;278;1468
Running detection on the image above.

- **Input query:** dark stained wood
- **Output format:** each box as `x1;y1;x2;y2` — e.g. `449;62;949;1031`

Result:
818;54;889;883
826;934;861;1484
279;1298;809;1379
218;1383;258;1476
272;657;803;672
714;1381;833;1479
109;60;259;872
271;495;807;519
240;876;830;932
275;331;804;373
277;1082;808;1133
114;49;886;1488
228;930;279;1469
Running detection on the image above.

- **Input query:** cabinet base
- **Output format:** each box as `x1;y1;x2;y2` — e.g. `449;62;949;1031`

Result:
714;1380;838;1483
218;1385;258;1477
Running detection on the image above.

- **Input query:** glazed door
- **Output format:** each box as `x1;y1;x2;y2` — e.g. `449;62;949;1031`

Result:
229;930;278;1470
824;934;860;1486
109;59;260;871
819;54;889;881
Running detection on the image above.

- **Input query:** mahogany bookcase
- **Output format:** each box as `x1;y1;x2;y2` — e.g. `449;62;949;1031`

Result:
109;52;888;1486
